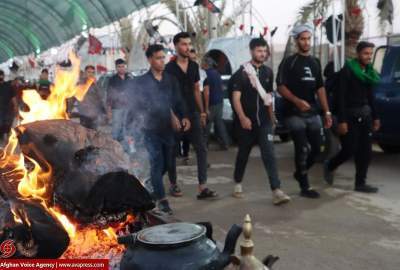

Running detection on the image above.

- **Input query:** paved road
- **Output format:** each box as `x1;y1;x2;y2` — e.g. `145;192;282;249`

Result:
168;140;400;270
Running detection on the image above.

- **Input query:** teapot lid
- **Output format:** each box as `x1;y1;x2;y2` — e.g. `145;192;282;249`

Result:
137;222;206;246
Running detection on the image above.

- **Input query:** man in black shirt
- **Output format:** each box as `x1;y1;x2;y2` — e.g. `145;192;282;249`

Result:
277;24;332;198
0;70;17;142
231;38;291;205
107;58;132;143
127;44;190;214
165;32;217;200
324;42;380;193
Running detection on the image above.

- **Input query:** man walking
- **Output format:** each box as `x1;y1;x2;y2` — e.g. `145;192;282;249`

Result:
202;57;231;150
231;38;291;205
324;41;380;193
165;32;217;200
277;24;332;198
129;44;190;214
107;59;132;142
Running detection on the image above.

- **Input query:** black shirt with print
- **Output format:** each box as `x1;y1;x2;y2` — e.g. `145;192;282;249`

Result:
276;54;324;117
231;64;273;126
165;59;200;114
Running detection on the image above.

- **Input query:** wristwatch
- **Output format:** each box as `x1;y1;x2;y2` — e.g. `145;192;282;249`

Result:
325;111;332;116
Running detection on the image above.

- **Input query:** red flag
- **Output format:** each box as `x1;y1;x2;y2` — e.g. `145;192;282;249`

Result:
351;7;362;16
88;34;102;54
313;18;323;26
28;57;36;68
96;64;107;73
194;0;221;13
262;26;269;36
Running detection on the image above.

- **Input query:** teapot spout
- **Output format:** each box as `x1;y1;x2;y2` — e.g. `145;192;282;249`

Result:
219;224;242;267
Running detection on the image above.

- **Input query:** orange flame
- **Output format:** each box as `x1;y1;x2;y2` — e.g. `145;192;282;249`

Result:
0;52;114;247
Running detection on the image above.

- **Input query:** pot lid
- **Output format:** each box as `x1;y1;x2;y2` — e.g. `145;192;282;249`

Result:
137;222;206;246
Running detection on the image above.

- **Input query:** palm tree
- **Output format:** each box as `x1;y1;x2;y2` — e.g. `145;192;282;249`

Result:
154;0;249;56
298;0;393;58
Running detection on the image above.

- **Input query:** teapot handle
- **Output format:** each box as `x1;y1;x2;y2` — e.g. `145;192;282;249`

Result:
196;222;215;243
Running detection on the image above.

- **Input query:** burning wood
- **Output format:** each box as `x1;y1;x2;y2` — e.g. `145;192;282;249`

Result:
16;119;155;225
0;52;157;262
0;195;69;258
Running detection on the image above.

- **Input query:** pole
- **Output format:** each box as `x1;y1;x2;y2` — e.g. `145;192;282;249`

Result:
184;9;187;31
176;0;180;26
332;0;339;72
250;0;253;34
341;0;346;66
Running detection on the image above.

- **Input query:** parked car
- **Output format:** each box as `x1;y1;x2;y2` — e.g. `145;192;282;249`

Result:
373;35;400;153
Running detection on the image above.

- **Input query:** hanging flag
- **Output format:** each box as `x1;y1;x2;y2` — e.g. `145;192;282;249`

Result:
28;57;36;68
194;0;221;13
351;7;362;16
271;27;278;37
313;18;323;26
262;26;269;37
96;64;107;73
88;34;102;55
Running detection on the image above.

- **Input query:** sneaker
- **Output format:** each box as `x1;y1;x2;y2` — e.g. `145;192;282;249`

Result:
158;199;173;215
169;185;183;197
355;184;378;193
272;189;291;205
300;188;320;199
232;184;243;198
323;161;334;185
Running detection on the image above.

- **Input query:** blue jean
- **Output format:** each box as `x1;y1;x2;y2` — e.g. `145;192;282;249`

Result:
206;103;231;147
145;133;174;200
233;121;281;191
285;114;323;190
111;108;128;142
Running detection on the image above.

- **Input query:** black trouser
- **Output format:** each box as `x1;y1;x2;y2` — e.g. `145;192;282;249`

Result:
327;115;373;187
233;121;281;191
168;112;208;186
285;115;323;191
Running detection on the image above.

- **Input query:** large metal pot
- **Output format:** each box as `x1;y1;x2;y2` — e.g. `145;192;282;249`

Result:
118;222;242;270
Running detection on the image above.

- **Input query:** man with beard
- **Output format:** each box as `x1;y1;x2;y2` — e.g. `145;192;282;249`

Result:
0;70;17;143
165;32;218;200
230;38;291;205
324;41;380;193
130;44;190;214
277;24;332;198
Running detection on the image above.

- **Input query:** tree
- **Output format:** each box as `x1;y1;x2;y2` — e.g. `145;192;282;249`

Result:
298;0;393;58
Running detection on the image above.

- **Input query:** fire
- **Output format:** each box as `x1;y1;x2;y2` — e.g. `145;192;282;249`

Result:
49;208;77;238
0;52;124;255
19;53;94;124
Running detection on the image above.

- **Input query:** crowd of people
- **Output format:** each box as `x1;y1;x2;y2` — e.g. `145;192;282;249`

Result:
0;24;381;215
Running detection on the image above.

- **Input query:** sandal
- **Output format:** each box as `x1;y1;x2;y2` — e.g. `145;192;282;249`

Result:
197;188;218;200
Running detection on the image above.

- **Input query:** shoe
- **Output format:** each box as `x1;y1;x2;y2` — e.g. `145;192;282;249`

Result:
323;161;334;185
300;188;320;199
169;185;183;197
272;189;291;205
197;188;218;200
355;184;378;193
232;184;243;198
158;199;173;215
